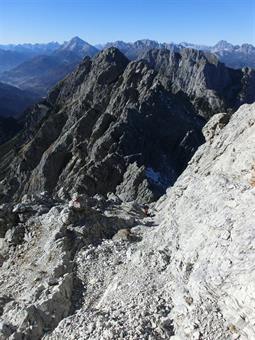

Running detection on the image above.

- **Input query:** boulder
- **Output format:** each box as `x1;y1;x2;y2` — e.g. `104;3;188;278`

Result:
202;111;230;142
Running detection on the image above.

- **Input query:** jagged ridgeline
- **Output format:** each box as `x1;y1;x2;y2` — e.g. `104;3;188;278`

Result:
0;47;254;203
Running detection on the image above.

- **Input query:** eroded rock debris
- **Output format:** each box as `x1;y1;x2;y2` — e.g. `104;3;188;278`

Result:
0;103;254;339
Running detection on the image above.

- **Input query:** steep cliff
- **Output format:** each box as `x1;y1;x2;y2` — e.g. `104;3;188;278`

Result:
142;48;255;119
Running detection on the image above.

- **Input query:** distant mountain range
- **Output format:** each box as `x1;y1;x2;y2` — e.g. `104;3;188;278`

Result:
103;40;179;60
0;41;61;73
0;37;99;96
103;39;255;69
0;37;254;97
182;40;255;69
0;49;31;73
0;41;60;54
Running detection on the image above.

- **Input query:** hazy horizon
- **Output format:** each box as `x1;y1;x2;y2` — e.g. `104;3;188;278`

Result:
0;0;254;46
0;36;254;47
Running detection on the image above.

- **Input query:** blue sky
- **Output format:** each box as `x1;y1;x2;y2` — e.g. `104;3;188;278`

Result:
0;0;254;45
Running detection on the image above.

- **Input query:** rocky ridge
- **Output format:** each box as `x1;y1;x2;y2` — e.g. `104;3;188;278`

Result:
0;102;254;339
0;47;254;205
0;47;207;204
141;48;255;118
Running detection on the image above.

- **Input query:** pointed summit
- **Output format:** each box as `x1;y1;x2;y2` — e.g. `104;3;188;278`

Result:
91;47;129;84
58;36;99;58
69;36;84;43
213;40;234;51
97;47;129;63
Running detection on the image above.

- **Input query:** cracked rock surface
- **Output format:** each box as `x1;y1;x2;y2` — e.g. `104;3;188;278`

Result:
0;103;254;339
0;193;148;339
47;103;255;339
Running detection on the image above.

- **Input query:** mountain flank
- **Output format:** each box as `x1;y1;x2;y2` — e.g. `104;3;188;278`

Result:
0;47;254;205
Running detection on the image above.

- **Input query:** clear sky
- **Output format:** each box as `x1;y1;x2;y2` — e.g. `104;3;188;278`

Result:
0;0;254;45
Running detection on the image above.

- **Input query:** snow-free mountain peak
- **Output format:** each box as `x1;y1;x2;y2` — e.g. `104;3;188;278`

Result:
213;40;235;51
58;36;98;58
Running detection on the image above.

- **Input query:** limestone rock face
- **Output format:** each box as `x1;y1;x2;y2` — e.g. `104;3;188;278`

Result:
153;103;255;339
141;48;255;119
44;103;255;339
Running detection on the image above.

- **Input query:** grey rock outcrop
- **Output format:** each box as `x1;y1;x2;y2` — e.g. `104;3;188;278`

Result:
202;111;230;142
46;102;255;340
1;33;255;340
141;48;255;119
